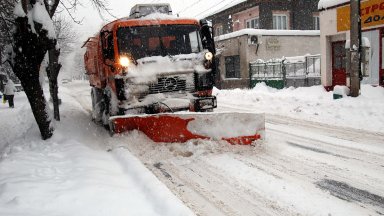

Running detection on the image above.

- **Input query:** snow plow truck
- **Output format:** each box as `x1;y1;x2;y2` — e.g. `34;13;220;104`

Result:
83;3;265;144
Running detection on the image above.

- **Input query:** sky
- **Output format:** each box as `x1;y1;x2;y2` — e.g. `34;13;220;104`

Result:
62;0;245;41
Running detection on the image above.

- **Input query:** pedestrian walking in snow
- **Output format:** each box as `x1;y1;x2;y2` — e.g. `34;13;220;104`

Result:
3;79;17;108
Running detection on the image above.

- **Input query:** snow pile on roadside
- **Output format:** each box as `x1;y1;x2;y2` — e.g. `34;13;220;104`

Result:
0;93;35;152
0;138;193;216
214;83;384;133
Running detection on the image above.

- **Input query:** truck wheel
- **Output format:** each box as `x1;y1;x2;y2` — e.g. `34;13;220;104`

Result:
91;88;103;122
102;91;112;130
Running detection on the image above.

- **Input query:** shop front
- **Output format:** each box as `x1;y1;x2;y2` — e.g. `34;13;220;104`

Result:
319;0;384;90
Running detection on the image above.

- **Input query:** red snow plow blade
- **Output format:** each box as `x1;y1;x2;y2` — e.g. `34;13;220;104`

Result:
110;113;265;145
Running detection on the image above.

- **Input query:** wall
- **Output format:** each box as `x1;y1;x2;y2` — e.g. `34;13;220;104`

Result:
208;0;320;35
216;34;320;89
319;2;384;87
319;8;345;87
362;30;380;85
248;35;320;61
215;35;250;89
232;6;260;31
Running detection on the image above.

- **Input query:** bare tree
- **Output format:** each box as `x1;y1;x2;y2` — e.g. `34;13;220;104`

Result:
53;15;77;55
0;0;16;78
2;0;111;140
0;0;15;45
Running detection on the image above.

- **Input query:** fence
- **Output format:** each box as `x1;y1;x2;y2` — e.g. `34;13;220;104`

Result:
249;54;321;89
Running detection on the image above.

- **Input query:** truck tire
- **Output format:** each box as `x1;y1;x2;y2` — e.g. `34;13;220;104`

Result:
91;87;104;123
101;90;112;130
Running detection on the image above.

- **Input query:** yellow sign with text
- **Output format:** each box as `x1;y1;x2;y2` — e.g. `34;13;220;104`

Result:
337;0;384;32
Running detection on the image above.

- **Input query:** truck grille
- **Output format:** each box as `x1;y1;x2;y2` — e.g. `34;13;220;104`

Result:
149;74;195;94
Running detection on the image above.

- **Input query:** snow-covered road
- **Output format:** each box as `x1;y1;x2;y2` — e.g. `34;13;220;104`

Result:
1;81;383;216
122;111;384;215
71;81;384;215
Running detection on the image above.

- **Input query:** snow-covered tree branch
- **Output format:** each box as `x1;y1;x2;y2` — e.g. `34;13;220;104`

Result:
0;0;111;140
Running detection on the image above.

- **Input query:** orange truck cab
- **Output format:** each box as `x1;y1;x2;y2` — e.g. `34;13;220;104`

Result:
83;4;217;127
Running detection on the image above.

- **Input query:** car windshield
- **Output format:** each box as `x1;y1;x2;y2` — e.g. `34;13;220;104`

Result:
117;25;202;60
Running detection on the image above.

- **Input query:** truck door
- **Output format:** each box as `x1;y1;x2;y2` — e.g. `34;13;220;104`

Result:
101;32;115;61
100;31;115;86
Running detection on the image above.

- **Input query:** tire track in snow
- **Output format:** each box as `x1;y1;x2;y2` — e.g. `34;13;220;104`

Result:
150;157;299;216
118;115;384;215
263;130;384;213
286;141;351;159
316;179;384;211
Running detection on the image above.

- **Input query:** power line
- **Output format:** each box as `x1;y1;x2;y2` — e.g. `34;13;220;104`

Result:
193;0;241;18
176;0;203;15
191;0;233;18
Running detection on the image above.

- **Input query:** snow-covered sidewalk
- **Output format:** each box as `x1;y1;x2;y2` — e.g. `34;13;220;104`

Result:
215;83;384;133
0;84;194;216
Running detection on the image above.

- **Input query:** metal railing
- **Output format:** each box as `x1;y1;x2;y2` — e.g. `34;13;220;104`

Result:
249;54;321;89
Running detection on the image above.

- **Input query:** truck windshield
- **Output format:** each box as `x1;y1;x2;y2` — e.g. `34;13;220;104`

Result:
117;25;202;60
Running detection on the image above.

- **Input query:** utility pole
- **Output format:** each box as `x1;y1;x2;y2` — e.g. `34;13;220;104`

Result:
349;0;361;97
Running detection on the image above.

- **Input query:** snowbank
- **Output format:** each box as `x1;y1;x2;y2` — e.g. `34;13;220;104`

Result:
214;83;384;133
0;82;195;216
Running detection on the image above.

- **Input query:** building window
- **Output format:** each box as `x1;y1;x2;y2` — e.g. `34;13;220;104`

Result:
313;16;320;30
225;55;241;78
273;14;288;30
246;17;259;29
215;25;223;36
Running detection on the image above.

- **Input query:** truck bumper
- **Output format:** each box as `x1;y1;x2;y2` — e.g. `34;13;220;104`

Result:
119;96;217;115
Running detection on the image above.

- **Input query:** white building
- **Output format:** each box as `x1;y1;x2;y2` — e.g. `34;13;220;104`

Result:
319;0;384;90
215;29;320;89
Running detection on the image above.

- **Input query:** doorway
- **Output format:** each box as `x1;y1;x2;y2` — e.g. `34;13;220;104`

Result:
332;41;347;86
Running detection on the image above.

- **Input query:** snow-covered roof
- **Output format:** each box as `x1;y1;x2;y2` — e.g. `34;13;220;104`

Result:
318;0;349;10
216;29;320;41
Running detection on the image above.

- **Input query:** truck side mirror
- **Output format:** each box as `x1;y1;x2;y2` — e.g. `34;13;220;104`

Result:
199;19;216;55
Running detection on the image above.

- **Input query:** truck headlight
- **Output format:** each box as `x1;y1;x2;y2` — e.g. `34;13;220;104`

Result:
204;52;213;61
119;56;130;67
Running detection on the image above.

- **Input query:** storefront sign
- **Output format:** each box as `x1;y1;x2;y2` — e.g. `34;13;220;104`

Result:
337;0;384;32
266;37;280;50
